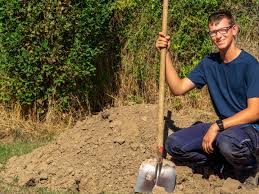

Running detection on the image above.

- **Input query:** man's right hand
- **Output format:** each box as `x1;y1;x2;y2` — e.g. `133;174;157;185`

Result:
156;32;171;51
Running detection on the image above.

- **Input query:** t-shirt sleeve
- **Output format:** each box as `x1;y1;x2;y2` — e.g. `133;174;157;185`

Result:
247;58;259;98
188;60;206;89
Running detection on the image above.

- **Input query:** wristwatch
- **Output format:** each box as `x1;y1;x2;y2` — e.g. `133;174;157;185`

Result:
216;119;224;131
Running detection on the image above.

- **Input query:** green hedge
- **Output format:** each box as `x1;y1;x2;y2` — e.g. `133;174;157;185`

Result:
0;0;115;113
0;0;258;114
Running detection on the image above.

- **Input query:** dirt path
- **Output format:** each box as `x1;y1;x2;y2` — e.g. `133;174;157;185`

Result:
1;104;259;193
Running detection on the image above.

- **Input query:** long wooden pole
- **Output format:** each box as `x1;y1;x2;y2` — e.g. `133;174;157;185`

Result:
157;0;169;159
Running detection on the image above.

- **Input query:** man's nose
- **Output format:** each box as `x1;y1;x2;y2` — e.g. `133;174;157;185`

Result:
214;32;223;39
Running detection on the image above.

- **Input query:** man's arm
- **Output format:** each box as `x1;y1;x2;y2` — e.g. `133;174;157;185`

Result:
203;97;259;154
156;32;195;95
165;51;195;95
222;97;259;129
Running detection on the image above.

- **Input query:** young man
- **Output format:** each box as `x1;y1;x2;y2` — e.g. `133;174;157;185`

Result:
156;10;259;183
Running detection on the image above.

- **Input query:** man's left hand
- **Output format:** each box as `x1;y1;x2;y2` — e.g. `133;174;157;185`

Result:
202;124;219;154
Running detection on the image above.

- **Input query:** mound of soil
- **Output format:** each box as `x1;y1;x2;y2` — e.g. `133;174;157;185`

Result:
1;104;259;193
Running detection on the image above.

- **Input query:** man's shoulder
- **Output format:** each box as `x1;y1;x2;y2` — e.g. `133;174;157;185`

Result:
240;50;258;63
201;52;221;65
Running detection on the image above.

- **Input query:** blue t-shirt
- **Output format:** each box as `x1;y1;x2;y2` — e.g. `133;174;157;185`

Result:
188;50;259;125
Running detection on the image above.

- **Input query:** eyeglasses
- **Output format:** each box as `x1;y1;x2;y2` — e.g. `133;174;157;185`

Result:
208;25;234;37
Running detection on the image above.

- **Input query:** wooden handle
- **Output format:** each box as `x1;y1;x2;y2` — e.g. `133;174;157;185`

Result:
157;0;168;158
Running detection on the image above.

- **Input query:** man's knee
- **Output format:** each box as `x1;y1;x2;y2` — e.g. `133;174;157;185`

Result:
217;134;255;168
165;134;185;157
217;137;234;160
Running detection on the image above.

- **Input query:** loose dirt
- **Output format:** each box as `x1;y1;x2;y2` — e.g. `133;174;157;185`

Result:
1;104;259;193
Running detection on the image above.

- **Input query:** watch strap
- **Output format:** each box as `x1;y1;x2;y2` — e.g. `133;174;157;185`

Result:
216;119;224;131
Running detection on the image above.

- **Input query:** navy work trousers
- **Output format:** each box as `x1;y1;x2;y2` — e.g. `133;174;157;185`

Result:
165;123;259;171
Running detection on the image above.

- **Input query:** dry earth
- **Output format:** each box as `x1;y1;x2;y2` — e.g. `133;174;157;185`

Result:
1;104;259;194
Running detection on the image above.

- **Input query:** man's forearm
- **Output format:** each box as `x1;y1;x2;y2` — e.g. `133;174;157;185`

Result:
222;108;259;130
218;98;259;131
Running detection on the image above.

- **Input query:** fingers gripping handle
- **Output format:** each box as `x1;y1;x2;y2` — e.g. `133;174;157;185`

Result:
157;0;169;159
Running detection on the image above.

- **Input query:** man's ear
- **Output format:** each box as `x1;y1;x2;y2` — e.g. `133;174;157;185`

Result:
232;24;239;36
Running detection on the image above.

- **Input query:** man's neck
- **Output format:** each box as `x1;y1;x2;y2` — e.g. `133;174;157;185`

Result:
220;43;241;63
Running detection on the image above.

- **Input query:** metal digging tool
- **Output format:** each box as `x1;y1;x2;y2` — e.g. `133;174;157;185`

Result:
135;0;176;193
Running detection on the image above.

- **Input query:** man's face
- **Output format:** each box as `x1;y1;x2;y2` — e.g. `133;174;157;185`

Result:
208;18;237;50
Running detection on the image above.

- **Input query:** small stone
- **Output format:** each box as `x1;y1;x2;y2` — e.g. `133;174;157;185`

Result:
177;176;187;184
0;131;8;139
141;116;147;121
25;178;37;187
101;111;110;119
130;143;139;151
109;120;122;128
152;186;171;194
102;163;110;170
40;173;48;180
173;190;185;194
209;174;218;182
220;178;241;194
139;144;146;153
114;137;125;145
177;184;184;191
209;175;223;187
46;159;53;164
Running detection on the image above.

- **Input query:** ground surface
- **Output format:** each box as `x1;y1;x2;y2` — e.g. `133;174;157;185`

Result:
1;104;259;193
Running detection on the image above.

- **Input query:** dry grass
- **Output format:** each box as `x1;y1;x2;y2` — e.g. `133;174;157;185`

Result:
0;103;76;143
238;31;259;60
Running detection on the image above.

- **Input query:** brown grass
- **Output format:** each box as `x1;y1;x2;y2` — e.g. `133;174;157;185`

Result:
238;29;259;59
0;103;75;143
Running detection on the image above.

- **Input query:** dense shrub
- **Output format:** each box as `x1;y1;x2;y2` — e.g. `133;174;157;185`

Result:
0;0;115;114
0;0;258;115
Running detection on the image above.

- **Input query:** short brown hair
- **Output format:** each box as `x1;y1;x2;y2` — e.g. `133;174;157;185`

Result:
208;10;235;25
